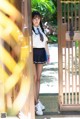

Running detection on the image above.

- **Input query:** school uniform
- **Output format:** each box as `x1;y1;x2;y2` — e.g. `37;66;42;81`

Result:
32;26;48;64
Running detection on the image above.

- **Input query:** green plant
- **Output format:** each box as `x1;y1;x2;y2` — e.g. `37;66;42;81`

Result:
31;0;56;22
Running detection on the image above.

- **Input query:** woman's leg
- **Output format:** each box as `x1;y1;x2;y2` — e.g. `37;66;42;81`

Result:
36;63;43;102
34;63;43;115
34;63;43;104
33;64;37;104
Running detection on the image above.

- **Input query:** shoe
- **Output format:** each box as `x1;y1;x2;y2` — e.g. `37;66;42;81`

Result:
38;99;45;110
35;103;43;116
18;111;27;119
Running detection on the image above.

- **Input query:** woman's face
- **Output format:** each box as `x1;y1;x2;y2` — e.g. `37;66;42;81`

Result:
32;15;41;27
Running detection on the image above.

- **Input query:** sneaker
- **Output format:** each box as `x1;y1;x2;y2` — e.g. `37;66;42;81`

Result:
38;100;45;110
35;103;43;116
18;111;27;119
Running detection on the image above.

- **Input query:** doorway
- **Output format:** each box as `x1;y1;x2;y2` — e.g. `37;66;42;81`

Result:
36;0;80;118
35;0;59;115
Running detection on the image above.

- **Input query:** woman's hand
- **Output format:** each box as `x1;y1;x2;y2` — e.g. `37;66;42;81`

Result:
46;54;50;63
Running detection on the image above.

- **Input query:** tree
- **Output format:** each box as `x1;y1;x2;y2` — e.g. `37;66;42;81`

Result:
31;0;58;43
31;0;56;23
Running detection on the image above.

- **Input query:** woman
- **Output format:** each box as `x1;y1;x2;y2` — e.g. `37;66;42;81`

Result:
32;11;50;115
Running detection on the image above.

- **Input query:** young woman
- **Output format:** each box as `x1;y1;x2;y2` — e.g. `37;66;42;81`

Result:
32;11;50;115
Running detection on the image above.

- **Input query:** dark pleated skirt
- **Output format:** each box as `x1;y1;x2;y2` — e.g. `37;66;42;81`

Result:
33;48;47;64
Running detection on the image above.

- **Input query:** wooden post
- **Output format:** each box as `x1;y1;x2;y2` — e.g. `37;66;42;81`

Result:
61;23;67;47
20;0;35;119
57;0;63;112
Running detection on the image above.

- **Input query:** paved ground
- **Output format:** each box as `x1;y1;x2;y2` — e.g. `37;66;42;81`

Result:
40;43;58;94
36;94;80;119
36;116;80;119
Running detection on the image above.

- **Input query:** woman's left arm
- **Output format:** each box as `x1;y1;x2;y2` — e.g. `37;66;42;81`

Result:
45;42;50;63
45;42;49;56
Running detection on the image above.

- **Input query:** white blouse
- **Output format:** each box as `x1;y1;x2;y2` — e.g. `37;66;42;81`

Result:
32;26;48;48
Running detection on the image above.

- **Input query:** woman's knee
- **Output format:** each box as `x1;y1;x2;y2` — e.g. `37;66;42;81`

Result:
37;77;40;82
34;75;37;82
34;76;40;83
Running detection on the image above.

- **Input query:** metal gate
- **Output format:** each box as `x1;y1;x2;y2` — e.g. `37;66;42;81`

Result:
58;0;80;111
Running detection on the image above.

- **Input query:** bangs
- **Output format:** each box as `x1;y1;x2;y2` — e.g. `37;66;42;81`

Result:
33;15;41;19
32;11;41;19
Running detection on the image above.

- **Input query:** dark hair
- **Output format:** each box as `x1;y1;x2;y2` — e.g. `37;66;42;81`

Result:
32;11;44;33
32;11;41;19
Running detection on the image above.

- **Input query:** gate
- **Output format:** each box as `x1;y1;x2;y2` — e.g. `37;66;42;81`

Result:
58;0;80;111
